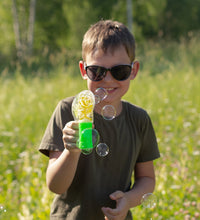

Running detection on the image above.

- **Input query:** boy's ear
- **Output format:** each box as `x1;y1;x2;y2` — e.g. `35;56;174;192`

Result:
79;61;88;80
130;61;140;80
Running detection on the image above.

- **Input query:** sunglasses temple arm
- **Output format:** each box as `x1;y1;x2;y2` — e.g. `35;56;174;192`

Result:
131;62;134;68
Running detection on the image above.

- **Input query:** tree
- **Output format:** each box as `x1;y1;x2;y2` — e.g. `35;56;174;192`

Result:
27;0;37;56
133;0;167;38
1;0;200;65
0;1;15;58
35;0;68;51
162;0;200;39
127;0;133;32
12;0;36;61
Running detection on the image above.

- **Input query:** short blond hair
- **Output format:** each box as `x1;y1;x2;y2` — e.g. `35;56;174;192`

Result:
82;20;135;62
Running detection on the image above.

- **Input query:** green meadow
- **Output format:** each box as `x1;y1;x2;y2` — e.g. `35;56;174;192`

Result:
0;37;200;219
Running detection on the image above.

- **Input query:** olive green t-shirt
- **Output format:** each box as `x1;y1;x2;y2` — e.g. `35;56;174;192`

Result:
39;96;160;220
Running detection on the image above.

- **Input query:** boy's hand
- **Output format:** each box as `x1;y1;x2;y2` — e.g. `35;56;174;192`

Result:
102;191;129;220
62;121;80;152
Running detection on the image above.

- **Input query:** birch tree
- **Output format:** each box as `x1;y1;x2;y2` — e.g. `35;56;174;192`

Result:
12;0;36;61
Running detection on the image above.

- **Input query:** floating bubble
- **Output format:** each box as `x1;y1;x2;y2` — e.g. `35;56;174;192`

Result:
94;95;101;105
81;128;100;148
77;128;100;155
101;105;116;120
81;148;93;155
77;139;93;155
94;88;108;104
141;193;157;209
96;143;109;157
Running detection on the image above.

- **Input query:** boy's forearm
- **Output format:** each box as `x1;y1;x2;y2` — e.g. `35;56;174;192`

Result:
46;149;81;194
125;176;155;209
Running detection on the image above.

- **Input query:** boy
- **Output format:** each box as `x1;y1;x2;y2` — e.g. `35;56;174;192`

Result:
39;20;160;220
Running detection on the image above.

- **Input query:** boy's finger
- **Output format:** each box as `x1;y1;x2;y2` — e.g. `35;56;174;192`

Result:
63;122;79;136
110;191;124;200
64;121;79;129
102;207;119;216
71;121;79;129
63;133;77;143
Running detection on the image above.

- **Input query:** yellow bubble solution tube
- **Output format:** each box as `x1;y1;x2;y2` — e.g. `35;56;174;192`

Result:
72;90;95;152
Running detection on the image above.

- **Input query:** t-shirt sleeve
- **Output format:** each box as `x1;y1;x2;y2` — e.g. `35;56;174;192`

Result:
38;98;74;157
136;111;160;162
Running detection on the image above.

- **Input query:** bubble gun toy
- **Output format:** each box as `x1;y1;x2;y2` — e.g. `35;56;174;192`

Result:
72;90;95;152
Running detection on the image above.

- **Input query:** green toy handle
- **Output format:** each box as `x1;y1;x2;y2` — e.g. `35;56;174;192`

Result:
79;121;93;150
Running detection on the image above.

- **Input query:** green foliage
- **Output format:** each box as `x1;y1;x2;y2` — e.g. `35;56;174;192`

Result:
162;0;200;39
62;0;117;49
0;1;15;57
0;39;200;219
36;0;69;50
1;0;200;63
136;32;200;75
133;0;166;37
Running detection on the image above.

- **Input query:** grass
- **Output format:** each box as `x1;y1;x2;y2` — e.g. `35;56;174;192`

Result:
0;36;200;219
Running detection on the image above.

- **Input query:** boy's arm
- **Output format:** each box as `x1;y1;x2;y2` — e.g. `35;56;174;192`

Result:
102;161;155;220
46;121;81;194
126;160;156;206
46;150;81;194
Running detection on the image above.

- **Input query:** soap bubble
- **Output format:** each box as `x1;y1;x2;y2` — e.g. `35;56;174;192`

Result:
81;148;93;155
101;105;116;120
76;139;93;155
141;193;157;209
96;143;109;157
81;128;100;147
94;95;101;105
94;88;108;104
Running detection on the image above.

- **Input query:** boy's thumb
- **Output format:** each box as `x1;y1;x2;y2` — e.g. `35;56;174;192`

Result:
109;191;124;200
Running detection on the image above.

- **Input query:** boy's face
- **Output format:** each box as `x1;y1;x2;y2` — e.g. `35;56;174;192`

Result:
79;45;139;110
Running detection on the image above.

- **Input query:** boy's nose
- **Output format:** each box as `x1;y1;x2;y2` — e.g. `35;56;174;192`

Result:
104;71;114;82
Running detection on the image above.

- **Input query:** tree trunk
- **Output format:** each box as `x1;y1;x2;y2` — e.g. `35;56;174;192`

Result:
12;0;37;61
27;0;37;56
127;0;133;32
12;0;22;60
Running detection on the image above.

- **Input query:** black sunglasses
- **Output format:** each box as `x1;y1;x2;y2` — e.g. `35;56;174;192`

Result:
84;63;133;81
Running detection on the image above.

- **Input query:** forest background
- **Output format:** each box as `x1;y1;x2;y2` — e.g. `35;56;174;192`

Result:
0;0;200;68
0;0;200;219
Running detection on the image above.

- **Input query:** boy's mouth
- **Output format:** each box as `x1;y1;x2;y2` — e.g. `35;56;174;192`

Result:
105;88;116;93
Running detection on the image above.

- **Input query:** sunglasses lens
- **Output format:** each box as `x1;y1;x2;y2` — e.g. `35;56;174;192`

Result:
86;65;132;81
86;66;105;81
111;65;132;81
